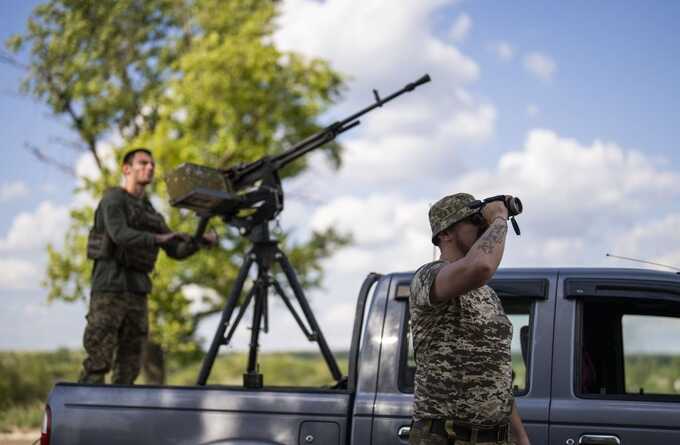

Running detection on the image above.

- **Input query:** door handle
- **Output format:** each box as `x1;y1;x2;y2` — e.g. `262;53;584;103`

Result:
579;434;621;445
398;426;410;440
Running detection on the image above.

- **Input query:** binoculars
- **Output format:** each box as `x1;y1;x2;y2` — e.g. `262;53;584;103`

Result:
468;195;523;235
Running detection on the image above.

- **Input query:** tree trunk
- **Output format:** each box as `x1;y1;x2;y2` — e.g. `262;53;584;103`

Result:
143;340;166;385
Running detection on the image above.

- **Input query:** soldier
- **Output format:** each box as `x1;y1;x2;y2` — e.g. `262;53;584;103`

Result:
79;148;217;385
409;193;531;445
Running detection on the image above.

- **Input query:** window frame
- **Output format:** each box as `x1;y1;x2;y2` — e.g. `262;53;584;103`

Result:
571;278;680;402
396;278;548;396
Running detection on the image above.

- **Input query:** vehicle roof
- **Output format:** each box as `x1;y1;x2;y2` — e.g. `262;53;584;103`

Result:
385;267;680;282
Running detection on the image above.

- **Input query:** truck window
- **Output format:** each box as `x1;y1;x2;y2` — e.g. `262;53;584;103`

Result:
577;299;680;400
399;298;534;396
623;315;680;396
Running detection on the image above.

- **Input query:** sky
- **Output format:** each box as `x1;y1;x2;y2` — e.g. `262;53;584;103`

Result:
1;0;680;355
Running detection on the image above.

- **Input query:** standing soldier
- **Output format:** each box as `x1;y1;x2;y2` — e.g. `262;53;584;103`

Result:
80;148;217;385
409;193;530;445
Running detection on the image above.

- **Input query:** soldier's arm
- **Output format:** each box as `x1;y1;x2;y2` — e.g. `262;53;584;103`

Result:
161;237;200;260
431;204;508;304
156;216;200;260
101;192;156;248
510;400;531;445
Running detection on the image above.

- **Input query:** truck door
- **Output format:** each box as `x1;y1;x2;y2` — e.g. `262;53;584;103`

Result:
368;271;555;445
550;271;680;445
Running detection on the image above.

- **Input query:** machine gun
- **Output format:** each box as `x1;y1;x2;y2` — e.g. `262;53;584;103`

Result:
165;74;431;388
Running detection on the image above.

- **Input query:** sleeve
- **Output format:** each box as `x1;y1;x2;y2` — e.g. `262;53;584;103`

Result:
409;261;446;308
162;237;200;260
156;210;200;260
101;191;156;248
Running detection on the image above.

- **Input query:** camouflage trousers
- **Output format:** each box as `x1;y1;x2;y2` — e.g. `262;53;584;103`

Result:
79;292;148;385
408;420;515;445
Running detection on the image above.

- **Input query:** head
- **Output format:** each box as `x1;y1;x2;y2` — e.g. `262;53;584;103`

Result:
122;148;155;187
429;193;487;254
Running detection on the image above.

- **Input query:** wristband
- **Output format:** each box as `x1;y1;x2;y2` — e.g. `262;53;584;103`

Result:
493;216;507;224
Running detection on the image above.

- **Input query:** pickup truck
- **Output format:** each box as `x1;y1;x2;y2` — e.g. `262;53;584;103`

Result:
41;267;680;444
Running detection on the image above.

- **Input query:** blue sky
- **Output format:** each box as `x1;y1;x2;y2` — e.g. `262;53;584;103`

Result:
2;0;680;352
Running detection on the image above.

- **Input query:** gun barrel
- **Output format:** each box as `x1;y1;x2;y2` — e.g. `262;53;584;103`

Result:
228;74;431;187
271;74;431;171
408;74;431;90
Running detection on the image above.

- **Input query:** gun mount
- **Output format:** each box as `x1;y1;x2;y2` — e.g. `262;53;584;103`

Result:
165;74;431;387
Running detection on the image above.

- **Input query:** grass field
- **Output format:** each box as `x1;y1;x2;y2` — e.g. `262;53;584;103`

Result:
1;349;679;434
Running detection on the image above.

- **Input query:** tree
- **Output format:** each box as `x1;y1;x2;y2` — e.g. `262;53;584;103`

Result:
8;0;349;383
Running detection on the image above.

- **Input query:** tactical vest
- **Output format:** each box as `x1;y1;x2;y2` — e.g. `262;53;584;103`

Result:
87;189;166;273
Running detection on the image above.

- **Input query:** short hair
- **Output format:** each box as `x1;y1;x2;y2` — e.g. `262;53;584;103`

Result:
122;148;153;166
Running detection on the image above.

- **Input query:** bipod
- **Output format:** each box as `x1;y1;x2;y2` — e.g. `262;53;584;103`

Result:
196;222;343;388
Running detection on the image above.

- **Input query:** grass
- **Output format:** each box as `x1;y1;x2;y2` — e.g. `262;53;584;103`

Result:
1;349;678;432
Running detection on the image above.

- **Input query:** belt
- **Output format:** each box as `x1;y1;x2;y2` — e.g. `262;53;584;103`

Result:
413;419;509;443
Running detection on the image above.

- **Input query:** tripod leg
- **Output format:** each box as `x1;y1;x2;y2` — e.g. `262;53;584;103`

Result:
271;278;313;339
223;286;256;344
196;254;254;385
244;275;267;388
275;250;343;382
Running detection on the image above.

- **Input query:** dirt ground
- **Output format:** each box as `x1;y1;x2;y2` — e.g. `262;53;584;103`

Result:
0;431;39;445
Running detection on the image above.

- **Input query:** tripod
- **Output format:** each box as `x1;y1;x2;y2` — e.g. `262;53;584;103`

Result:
196;222;343;387
174;74;431;387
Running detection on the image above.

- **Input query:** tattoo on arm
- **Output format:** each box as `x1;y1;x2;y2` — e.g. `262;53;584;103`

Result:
477;219;508;254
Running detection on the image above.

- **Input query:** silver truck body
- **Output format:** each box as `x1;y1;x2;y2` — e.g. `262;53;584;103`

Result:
44;268;680;444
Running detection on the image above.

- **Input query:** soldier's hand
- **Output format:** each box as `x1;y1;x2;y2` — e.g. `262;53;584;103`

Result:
481;197;509;225
201;231;219;248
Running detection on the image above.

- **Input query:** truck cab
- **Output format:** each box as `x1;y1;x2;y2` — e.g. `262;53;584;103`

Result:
370;267;680;445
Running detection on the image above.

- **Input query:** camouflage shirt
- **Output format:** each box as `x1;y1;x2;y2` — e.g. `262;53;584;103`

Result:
409;260;514;426
91;188;199;295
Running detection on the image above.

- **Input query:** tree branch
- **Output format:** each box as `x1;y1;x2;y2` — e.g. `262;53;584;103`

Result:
24;143;77;177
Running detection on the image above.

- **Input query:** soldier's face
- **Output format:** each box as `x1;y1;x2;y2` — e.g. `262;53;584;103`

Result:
455;221;481;252
449;215;488;253
124;152;155;186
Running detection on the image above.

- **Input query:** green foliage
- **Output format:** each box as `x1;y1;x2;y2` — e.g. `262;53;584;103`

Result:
1;349;679;432
0;402;44;433
0;349;81;411
625;354;680;395
167;351;349;387
0;349;349;431
9;0;349;363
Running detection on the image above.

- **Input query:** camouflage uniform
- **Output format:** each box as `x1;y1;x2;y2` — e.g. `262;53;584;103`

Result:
409;193;514;445
79;187;199;385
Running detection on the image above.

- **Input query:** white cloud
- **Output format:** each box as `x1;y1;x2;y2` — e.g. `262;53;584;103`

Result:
273;0;496;199
183;284;221;314
449;13;472;43
75;142;118;183
0;259;39;290
609;213;680;271
523;52;557;82
276;0;477;88
0;201;71;252
488;41;514;61
0;181;30;202
447;129;679;237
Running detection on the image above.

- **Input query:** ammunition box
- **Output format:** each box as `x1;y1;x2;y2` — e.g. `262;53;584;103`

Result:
165;163;234;212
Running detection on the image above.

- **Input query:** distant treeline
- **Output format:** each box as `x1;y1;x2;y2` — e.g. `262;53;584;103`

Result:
1;350;679;432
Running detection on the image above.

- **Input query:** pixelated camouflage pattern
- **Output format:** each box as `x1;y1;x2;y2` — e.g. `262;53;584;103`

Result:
409;425;515;445
409;422;515;445
429;193;477;244
79;292;148;385
409;261;514;427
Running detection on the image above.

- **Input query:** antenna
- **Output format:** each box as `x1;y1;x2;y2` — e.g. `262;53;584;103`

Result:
605;253;680;273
